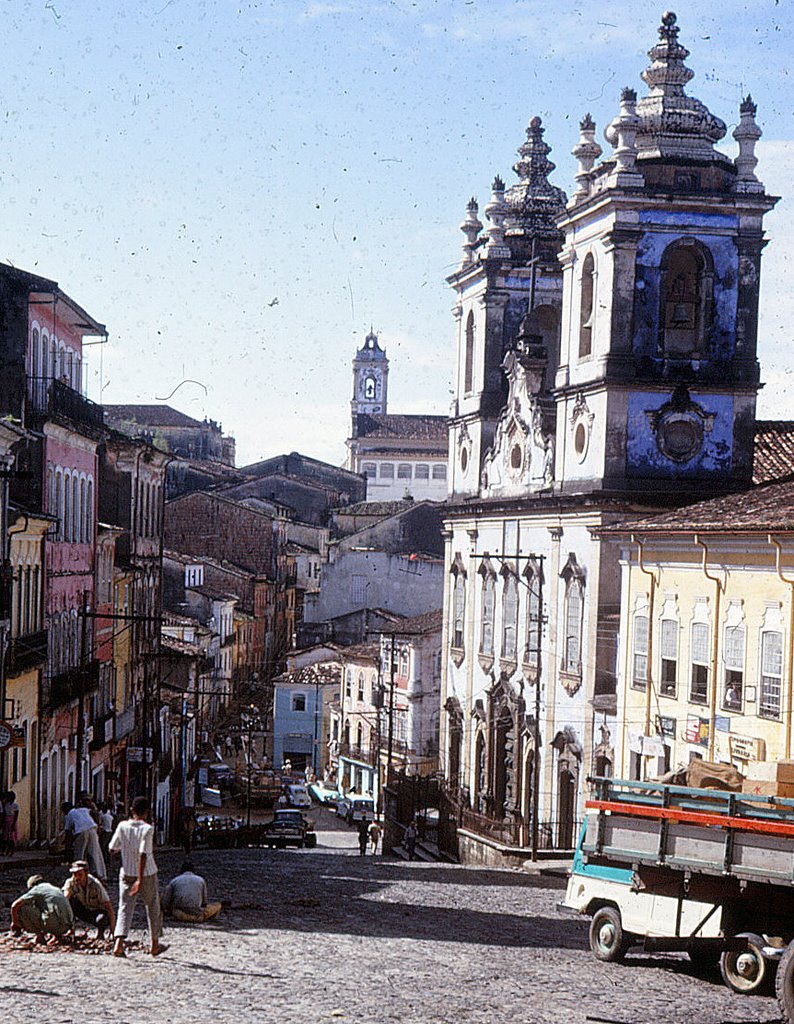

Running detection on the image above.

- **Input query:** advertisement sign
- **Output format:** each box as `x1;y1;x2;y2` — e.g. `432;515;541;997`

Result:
729;734;765;762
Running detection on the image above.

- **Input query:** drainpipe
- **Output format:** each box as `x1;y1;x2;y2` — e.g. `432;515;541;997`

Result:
768;535;794;759
694;535;723;762
632;536;657;743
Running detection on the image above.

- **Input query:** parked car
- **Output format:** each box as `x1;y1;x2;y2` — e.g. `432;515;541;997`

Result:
262;808;317;849
309;781;342;806
286;783;312;808
336;794;375;824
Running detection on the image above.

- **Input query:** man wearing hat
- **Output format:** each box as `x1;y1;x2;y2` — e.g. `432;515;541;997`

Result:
62;860;115;939
10;875;74;942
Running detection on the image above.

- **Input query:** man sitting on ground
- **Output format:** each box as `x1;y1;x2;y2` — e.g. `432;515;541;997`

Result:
161;861;221;923
62;859;115;939
10;874;74;943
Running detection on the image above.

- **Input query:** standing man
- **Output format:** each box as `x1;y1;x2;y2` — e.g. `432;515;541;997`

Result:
108;796;166;958
368;820;381;855
62;799;106;880
62;860;115;938
357;817;370;856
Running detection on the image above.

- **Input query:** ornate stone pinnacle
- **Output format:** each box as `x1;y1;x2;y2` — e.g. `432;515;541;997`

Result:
733;94;763;191
620;87;637;103
572;113;602;198
459;197;483;265
484;178;509;257
513;116;556;185
740;94;757;116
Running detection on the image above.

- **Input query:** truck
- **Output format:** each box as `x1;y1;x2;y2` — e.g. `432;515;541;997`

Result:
564;776;794;1020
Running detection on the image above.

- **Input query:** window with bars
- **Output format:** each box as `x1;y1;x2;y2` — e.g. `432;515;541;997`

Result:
632;615;649;690
480;575;495;656
564;580;583;676
690;622;710;704
660;619;678;696
760;630;783;719
722;623;745;711
502;573;518;661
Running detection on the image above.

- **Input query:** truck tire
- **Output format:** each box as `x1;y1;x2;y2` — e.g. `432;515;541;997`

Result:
777;940;794;1020
589;906;628;963
721;933;771;994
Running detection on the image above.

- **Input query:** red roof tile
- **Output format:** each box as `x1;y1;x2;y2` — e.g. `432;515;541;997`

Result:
754;421;794;485
355;413;447;441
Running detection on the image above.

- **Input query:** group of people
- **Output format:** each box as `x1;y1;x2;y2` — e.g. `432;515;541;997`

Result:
10;795;220;955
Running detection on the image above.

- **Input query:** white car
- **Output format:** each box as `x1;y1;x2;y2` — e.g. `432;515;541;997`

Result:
309;781;342;806
335;794;375;824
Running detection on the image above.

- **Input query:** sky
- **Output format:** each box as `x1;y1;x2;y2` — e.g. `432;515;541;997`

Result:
2;0;793;467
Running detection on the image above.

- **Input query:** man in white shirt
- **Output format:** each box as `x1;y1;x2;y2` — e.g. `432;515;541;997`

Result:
61;800;106;881
162;860;221;923
108;796;166;958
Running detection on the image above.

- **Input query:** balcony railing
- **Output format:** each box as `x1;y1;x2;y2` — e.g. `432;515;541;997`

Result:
6;628;48;675
115;704;136;740
45;660;99;711
27;376;104;429
337;740;378;765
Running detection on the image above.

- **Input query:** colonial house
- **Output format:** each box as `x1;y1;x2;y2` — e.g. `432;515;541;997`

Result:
606;479;794;780
439;13;776;861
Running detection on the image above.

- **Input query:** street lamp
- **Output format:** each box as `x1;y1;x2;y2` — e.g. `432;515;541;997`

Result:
240;703;263;828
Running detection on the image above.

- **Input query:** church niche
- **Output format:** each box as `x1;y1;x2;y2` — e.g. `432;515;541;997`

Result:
659;238;714;360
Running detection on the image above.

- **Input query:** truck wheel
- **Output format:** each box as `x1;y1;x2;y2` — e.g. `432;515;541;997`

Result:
776;940;794;1020
721;933;771;994
589;907;628;963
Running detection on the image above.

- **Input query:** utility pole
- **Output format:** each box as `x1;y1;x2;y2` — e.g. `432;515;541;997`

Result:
531;556;545;863
312;670;320;778
76;591;89;795
386;634;396;786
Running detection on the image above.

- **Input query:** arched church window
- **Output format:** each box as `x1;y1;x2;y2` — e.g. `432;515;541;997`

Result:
564;578;583;676
480;571;495;657
501;570;519;662
464;311;474;394
450;562;466;652
579;253;595;359
363;375;377;400
660;240;713;359
523;558;543;669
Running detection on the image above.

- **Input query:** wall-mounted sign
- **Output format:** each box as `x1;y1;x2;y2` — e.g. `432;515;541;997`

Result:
0;721;13;751
729;734;765;762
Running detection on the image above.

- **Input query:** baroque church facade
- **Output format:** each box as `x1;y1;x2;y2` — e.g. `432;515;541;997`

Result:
439;12;776;855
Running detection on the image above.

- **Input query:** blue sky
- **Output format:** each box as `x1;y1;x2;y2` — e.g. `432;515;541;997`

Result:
3;0;793;465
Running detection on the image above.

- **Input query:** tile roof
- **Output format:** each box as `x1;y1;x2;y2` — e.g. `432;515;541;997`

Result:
606;477;794;534
105;404;205;428
355;413;447;441
335;499;416;516
753;421;794;484
384;608;443;636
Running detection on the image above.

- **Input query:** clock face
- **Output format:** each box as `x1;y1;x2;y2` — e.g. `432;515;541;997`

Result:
0;721;12;750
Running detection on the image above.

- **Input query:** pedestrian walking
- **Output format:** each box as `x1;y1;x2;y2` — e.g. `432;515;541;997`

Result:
357;817;369;856
404;822;417;861
108;795;166;958
99;802;114;862
368;820;381;855
62;799;106;880
2;790;20;856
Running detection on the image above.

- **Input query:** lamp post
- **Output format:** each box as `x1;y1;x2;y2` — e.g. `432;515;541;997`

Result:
241;703;262;828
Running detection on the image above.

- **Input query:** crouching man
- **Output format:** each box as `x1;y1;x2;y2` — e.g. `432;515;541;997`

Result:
162;861;221;923
10;874;74;943
63;860;115;938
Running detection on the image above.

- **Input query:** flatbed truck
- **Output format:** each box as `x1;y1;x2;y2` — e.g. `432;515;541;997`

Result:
564;776;794;1019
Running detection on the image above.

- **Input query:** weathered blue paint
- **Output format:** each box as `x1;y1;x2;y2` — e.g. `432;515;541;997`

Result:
626;391;734;477
639;209;738;230
633;225;738;366
502;295;528;351
571;822;633;885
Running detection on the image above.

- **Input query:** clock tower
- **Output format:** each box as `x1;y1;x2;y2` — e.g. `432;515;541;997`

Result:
351;329;389;421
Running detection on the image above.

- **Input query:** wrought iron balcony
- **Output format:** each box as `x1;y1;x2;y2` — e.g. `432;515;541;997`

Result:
6;628;48;675
27;376;104;429
45;659;99;711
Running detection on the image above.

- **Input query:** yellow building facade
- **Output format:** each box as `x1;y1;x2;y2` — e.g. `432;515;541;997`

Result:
611;481;794;780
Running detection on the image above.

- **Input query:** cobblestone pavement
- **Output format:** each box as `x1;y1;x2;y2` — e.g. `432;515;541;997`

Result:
0;808;782;1024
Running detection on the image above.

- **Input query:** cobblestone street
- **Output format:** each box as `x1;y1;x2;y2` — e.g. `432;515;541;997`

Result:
0;811;782;1024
